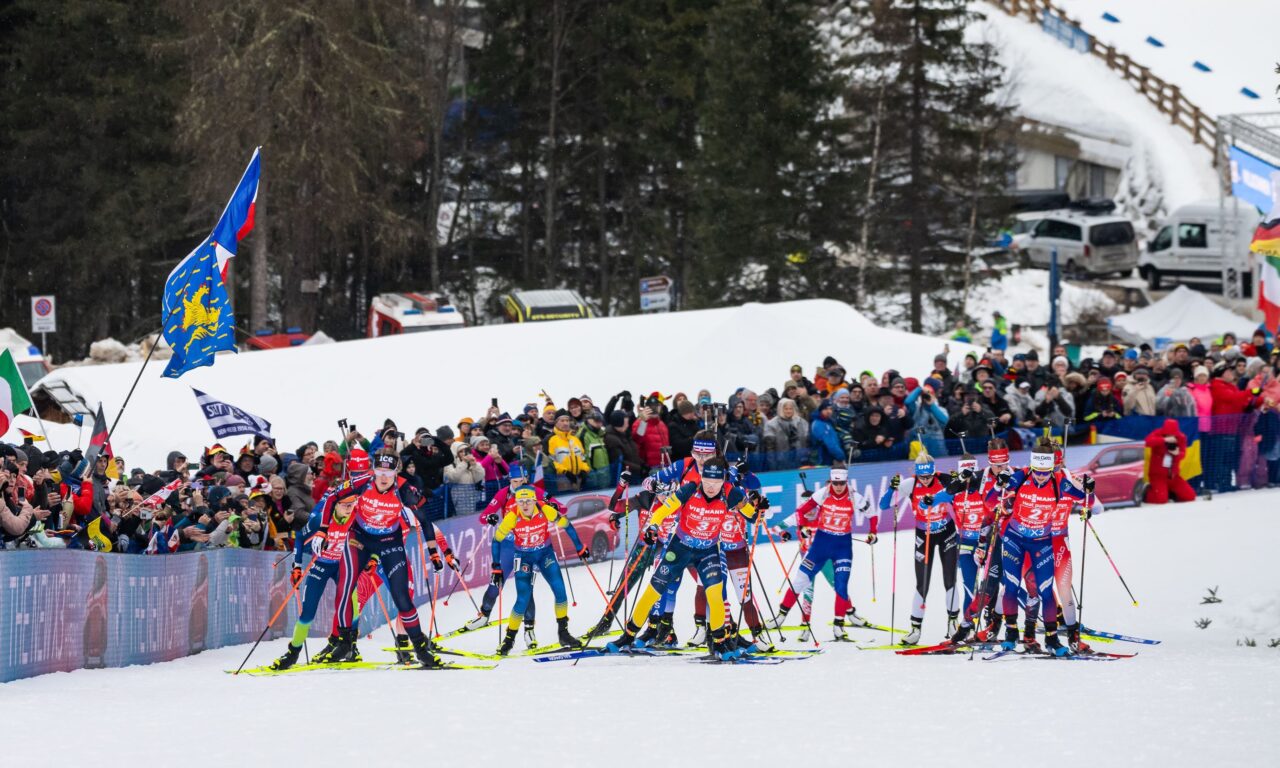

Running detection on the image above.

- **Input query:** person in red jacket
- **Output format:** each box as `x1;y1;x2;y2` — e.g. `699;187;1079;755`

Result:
630;397;670;469
1206;365;1258;492
1144;419;1196;504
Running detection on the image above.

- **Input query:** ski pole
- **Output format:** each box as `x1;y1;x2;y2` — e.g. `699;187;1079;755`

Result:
776;549;801;595
293;591;309;663
889;481;900;646
1084;517;1138;606
869;533;877;603
579;557;611;603
733;518;763;642
427;571;440;638
234;554;317;674
1078;500;1090;625
442;568;462;606
451;561;481;613
371;583;396;634
750;558;781;644
762;525;817;646
563;551;579;607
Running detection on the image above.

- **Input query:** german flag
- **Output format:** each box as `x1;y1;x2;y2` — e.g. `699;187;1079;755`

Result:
1251;172;1280;334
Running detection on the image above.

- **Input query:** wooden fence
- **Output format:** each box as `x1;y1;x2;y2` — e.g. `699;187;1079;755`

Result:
989;0;1217;151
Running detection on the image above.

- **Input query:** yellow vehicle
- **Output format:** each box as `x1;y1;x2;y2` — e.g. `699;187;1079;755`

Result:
500;290;594;323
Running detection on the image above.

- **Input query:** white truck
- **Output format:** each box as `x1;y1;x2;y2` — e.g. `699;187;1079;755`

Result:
1138;201;1262;290
367;291;467;337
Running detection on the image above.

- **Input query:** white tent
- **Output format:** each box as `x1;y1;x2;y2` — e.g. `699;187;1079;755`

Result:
1108;286;1259;347
10;299;980;470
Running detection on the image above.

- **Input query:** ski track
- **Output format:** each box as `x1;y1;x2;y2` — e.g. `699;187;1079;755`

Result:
5;491;1279;767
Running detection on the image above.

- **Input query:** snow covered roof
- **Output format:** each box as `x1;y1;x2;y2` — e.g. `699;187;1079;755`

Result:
1108;285;1258;346
14;300;979;471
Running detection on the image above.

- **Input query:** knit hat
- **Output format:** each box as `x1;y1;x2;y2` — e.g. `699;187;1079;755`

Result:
436;425;455;442
608;410;628;428
258;454;279;475
1052;356;1068;368
1193;365;1210;379
677;401;696;416
1097;377;1113;388
470;434;489;449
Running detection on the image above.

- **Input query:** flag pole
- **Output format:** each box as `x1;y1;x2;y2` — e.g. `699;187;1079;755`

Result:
107;323;176;446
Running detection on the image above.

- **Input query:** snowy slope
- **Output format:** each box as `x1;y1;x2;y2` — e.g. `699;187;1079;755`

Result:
974;2;1221;212
19;300;980;470
1056;0;1278;117
6;491;1277;767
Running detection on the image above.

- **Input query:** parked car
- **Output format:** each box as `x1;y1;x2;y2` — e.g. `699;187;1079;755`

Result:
1138;201;1261;290
548;494;620;562
1073;443;1146;507
1019;210;1139;278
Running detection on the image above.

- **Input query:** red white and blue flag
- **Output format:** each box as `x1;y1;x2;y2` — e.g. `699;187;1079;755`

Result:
161;149;261;378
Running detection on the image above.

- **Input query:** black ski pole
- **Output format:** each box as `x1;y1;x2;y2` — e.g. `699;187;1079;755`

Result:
234;554;317;674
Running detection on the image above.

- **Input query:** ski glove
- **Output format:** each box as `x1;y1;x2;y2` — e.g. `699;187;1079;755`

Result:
430;551;444;571
577;545;591;561
310;531;326;555
444;549;459;571
484;512;500;526
921;494;934;507
779;529;793;542
1081;475;1095;494
975;544;988;566
608;510;625;530
865;533;878;545
642;524;659;545
995;473;1011;488
490;565;504;586
890;475;901;490
291;566;304;587
619;468;634;485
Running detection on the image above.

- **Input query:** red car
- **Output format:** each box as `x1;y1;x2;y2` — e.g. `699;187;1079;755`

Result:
548;494;621;563
1072;443;1146;507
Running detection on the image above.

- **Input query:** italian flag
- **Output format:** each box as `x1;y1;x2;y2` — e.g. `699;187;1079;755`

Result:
0;349;33;436
1252;171;1280;333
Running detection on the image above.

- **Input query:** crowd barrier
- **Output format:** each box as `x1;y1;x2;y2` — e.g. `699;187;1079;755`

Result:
7;410;1275;683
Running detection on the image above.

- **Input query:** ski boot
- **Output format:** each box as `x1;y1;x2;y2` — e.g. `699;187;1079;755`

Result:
1000;620;1020;651
393;634;413;665
764;605;790;631
686;618;708;647
746;628;774;654
636;618;662;648
463;613;491;632
949;621;972;645
946;612;959;638
651;613;676;647
900;621;922;646
1043;622;1068;657
324;628;359;663
556;617;582;649
412;634;445;668
312;634;340;663
710;629;738;661
497;627;517;656
797;625;813;644
523;624;538;649
844;607;869;628
269;643;302;671
604;621;642;653
1020;620;1041;654
1066;623;1091;654
589;613;615;637
832;619;849;641
976;612;1002;643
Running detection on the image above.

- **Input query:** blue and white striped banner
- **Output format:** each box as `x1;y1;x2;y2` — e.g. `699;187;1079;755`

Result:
192;388;272;440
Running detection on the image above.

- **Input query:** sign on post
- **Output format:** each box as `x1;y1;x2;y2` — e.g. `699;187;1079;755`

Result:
639;275;673;313
31;295;56;333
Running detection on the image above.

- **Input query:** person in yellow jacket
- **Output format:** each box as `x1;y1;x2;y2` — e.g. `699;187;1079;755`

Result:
547;412;589;484
604;457;761;661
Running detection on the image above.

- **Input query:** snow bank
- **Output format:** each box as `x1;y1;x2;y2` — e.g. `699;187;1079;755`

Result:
28;300;980;470
974;2;1221;215
967;268;1118;328
1056;0;1277;118
4;490;1277;767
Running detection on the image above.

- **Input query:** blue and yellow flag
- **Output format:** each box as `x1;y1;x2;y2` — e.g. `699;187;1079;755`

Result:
161;149;261;378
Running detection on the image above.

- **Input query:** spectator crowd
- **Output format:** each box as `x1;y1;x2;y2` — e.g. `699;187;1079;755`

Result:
3;325;1279;552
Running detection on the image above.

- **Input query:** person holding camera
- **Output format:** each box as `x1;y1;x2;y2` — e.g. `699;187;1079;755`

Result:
630;396;670;470
1143;418;1196;504
1082;377;1124;423
905;378;950;458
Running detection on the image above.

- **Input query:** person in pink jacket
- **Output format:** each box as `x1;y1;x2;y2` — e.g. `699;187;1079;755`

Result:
471;434;510;482
1187;365;1214;432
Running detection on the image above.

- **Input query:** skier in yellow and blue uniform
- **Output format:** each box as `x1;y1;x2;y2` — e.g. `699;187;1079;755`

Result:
605;457;760;660
491;487;589;655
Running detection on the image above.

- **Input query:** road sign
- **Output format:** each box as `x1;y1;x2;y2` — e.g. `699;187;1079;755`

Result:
31;295;56;333
639;275;673;313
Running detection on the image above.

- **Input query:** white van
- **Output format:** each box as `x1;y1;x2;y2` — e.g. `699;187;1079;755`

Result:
1138;201;1262;290
1016;210;1140;278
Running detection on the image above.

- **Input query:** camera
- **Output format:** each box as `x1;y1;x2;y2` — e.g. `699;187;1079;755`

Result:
141;508;153;521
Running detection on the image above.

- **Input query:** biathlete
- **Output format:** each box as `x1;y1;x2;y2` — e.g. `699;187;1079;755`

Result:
490;486;590;655
317;453;456;668
987;437;1091;656
880;452;959;645
944;452;994;641
768;464;878;640
605;458;761;661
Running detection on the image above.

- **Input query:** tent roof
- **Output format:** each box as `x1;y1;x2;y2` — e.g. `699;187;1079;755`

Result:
1107;286;1258;346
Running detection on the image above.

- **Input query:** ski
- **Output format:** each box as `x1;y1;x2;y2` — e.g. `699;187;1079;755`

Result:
826;620;904;634
230;660;495;676
400;643;575;661
1080;625;1161;645
981;649;1020;661
897;641;997;656
531;647;662;663
861;643;924;651
439;619;499;640
691;656;789;665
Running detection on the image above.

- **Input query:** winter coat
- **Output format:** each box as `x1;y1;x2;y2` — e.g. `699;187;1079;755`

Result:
402;438;454;491
763;409;809;455
1208;379;1255;435
945;402;993;439
1005;389;1038;424
810;412;844;465
443;442;485;485
905;386;949;456
604;427;646;476
577;424;610;470
1155;383;1197;418
1186;381;1214;432
285;462;313;521
631;415;670;469
667;415;701;461
1033;390;1074;428
1122;381;1158;416
547;427;589;475
477;453;510;482
1144;418;1188;479
850;408;892;451
1082;389;1123;421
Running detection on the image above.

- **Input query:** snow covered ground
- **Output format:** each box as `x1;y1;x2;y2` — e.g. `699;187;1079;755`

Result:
974;2;1221;214
1055;0;1277;117
6;490;1278;767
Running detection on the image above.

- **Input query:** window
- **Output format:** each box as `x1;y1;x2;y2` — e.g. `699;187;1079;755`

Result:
1054;156;1074;191
1095;450;1119;468
1040;219;1082;241
1177;223;1207;248
1089;165;1107;198
1151;226;1173;252
1118;448;1145;465
1089;221;1135;246
571;498;606;519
